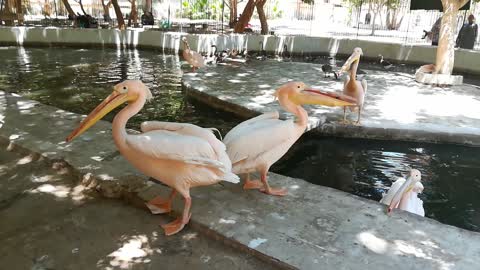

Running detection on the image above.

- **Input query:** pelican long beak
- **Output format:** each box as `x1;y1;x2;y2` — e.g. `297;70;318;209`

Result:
339;51;361;74
66;91;129;142
292;89;357;107
387;176;416;214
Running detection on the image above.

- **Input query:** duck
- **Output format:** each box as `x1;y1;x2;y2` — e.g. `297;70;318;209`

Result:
378;54;393;69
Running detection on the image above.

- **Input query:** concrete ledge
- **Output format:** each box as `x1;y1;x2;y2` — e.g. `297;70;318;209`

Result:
2;92;480;269
1;27;480;75
181;61;480;147
415;72;463;86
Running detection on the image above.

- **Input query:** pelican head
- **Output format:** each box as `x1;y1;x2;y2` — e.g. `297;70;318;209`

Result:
387;169;422;214
340;47;363;73
66;80;151;142
274;81;356;107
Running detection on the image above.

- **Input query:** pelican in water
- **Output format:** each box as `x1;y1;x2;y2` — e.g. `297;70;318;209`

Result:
380;169;425;217
182;37;205;72
223;82;356;196
339;47;367;125
66;80;239;235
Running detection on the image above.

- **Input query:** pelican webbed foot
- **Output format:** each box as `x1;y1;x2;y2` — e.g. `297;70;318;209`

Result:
260;187;288;196
243;173;264;190
161;213;192;236
145;191;176;214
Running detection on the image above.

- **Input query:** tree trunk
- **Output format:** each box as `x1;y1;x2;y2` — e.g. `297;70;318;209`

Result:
256;0;268;34
143;0;151;13
77;0;87;15
128;0;138;27
61;0;75;18
111;0;125;29
234;0;256;33
371;11;377;35
229;0;237;27
434;0;468;74
102;0;112;21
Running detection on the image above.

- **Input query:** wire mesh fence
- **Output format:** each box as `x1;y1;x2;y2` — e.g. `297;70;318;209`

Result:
2;0;480;49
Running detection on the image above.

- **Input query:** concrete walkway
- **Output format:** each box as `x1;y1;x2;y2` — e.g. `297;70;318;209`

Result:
0;142;274;270
2;91;480;269
182;60;480;146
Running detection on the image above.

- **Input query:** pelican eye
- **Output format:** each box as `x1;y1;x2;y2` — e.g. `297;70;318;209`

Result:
297;85;301;88
118;86;128;94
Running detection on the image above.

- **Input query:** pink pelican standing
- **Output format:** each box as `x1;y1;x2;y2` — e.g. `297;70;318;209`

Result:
380;169;425;216
223;82;356;196
339;47;367;125
66;80;239;235
182;37;205;72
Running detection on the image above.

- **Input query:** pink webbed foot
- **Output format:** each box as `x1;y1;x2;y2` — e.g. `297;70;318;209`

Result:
243;179;263;190
145;196;172;214
260;187;288;196
161;213;191;236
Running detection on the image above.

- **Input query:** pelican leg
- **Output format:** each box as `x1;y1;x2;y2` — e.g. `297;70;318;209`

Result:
355;106;362;125
145;190;176;214
162;191;192;236
243;173;263;190
342;106;348;124
259;167;287;196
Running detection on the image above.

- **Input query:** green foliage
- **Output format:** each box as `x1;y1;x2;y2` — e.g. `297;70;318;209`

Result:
180;0;226;20
270;0;283;19
343;0;363;8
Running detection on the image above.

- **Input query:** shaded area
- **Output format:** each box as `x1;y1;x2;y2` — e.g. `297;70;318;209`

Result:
272;134;480;232
0;143;276;270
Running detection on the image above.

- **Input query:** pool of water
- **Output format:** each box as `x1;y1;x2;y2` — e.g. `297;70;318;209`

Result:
273;134;480;232
1;46;479;233
0;46;241;134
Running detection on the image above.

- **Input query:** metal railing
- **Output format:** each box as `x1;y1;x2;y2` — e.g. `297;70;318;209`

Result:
3;0;480;49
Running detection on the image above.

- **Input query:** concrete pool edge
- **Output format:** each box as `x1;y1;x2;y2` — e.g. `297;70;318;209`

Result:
182;71;480;147
2;91;480;269
1;27;480;75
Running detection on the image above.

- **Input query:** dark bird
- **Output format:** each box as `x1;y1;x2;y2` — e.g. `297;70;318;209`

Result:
321;64;338;79
281;44;291;60
378;54;393;69
257;41;267;60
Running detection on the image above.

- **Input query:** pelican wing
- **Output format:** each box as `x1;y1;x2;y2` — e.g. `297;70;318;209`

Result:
380;178;406;205
127;130;224;169
224;118;296;164
223;111;279;146
361;78;368;95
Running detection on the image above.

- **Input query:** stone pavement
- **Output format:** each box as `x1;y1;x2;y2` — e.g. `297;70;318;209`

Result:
0;141;275;270
2;90;480;269
182;60;480;146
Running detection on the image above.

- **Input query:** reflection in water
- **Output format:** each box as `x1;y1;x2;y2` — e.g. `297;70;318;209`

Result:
0;46;241;135
2;46;480;233
273;134;480;232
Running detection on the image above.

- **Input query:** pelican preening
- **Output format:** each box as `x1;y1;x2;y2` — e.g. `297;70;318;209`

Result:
223;82;356;196
66;80;239;236
380;169;425;217
182;37;205;72
339;47;368;125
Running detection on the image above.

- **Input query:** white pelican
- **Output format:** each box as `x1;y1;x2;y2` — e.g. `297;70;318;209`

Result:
66;80;239;235
339;47;367;125
182;37;205;72
223;82;356;196
380;169;425;217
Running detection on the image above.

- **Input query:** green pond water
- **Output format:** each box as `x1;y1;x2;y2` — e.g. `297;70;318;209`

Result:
1;46;479;233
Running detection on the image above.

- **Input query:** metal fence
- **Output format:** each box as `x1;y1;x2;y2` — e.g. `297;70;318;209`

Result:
3;0;480;49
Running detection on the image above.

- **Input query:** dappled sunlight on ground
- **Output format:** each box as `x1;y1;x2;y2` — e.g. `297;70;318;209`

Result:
357;230;455;270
